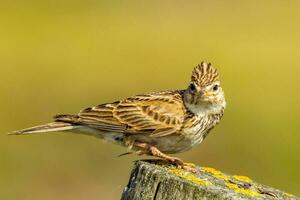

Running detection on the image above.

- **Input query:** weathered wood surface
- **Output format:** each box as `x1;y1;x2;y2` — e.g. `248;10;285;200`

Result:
121;160;299;200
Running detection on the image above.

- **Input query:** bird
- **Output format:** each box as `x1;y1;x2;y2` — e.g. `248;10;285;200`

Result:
10;62;226;172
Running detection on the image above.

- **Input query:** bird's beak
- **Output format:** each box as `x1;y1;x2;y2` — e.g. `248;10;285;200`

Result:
199;90;213;99
199;90;210;97
198;90;205;97
204;92;213;97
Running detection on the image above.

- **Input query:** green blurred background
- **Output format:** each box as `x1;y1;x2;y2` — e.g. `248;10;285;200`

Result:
1;1;299;199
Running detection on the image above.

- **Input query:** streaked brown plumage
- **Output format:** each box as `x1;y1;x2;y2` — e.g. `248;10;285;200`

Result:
11;62;226;172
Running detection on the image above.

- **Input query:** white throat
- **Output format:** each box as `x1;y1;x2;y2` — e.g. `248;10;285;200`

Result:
185;101;226;117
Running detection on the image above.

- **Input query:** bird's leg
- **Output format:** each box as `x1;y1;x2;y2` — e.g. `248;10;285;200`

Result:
133;141;197;173
133;141;183;164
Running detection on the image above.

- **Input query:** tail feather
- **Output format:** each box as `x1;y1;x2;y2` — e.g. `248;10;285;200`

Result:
54;114;79;123
9;122;78;135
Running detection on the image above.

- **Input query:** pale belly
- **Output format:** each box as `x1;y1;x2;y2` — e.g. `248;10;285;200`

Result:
128;134;194;154
128;125;207;154
129;117;216;153
73;123;209;154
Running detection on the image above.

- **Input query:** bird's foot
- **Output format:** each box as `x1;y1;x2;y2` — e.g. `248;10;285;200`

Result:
176;163;197;173
133;141;197;173
165;156;197;173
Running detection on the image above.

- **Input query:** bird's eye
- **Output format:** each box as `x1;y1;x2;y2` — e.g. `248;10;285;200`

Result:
212;84;219;91
189;83;196;92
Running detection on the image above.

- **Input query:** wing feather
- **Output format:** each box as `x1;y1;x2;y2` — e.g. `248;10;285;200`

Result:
75;91;186;137
150;127;178;137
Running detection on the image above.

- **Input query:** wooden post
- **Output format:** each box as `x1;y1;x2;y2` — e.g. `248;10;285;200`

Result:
121;160;299;200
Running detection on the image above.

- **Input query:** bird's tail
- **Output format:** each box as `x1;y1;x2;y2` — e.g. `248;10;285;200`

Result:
9;122;78;135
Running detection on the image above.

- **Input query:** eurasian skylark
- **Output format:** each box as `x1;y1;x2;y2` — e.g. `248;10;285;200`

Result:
11;62;226;171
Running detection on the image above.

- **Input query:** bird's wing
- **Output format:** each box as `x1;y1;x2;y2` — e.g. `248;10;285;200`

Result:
76;91;186;137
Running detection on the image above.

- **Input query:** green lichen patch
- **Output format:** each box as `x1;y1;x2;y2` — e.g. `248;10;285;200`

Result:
168;168;212;186
225;182;261;197
285;192;295;197
202;167;262;198
202;167;230;181
183;162;196;167
233;175;253;183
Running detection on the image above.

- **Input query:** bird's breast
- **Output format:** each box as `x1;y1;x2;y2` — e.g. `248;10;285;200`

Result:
182;114;220;147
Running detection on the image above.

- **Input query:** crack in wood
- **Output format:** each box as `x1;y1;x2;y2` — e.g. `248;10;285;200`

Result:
153;182;161;200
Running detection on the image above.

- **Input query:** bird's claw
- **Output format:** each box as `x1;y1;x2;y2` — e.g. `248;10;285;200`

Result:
169;158;197;173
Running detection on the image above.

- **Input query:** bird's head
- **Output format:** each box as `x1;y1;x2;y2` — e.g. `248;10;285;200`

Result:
184;62;226;115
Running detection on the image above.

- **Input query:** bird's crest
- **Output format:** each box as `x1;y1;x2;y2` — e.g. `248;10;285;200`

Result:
191;62;219;86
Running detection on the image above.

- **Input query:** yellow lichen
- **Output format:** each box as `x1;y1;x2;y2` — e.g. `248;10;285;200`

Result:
168;168;211;186
233;175;253;183
225;182;260;197
183;162;196;167
202;167;230;180
285;192;294;197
